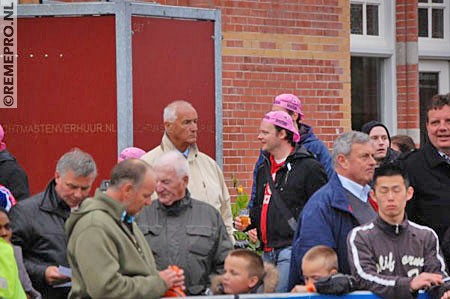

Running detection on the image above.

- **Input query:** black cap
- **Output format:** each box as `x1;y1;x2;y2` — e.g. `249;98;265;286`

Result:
360;120;391;145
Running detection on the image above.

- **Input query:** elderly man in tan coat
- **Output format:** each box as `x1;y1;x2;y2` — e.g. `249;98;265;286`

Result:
141;100;234;241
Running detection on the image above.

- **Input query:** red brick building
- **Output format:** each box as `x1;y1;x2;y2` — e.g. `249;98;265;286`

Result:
12;0;450;196
148;0;450;195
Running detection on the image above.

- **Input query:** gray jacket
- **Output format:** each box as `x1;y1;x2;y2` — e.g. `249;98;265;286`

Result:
347;216;450;299
136;191;233;295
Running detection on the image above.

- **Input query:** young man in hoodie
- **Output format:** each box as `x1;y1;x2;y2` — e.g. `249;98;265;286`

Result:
247;94;334;209
240;111;327;292
361;120;400;167
347;163;450;299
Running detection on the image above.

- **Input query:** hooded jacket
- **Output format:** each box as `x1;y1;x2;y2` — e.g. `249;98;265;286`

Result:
250;145;328;250
347;216;449;299
360;121;400;166
249;123;334;209
65;190;167;299
210;262;278;294
0;150;29;201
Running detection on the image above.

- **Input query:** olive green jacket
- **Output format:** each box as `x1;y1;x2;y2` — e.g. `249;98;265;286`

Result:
65;190;167;299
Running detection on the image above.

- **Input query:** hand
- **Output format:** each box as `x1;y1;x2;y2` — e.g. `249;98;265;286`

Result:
234;216;250;231
159;266;185;289
248;228;258;243
410;272;443;291
44;266;70;285
441;290;450;299
291;285;308;293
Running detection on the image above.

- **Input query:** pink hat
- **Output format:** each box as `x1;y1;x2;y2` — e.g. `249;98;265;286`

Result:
0;124;5;151
273;93;304;119
263;111;300;143
118;147;146;162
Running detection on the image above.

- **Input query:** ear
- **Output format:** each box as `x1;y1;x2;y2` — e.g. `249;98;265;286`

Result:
248;275;259;289
370;189;376;201
277;129;287;140
182;175;189;186
120;182;134;199
336;154;348;169
164;121;172;133
406;186;414;202
292;112;299;122
54;171;62;184
329;268;338;276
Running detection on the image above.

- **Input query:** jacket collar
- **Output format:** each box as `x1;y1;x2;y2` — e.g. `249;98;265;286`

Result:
39;179;70;218
374;215;409;236
299;123;315;143
157;189;192;216
262;144;313;163
66;189;130;237
93;189;127;221
328;173;356;214
423;142;450;168
160;133;199;161
0;150;14;162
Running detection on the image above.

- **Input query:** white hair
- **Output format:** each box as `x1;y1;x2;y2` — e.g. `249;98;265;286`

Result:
153;150;189;178
163;100;195;123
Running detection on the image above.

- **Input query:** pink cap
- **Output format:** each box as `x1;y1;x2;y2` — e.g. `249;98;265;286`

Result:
263;111;300;143
273;93;304;119
118;147;146;162
0;124;5;151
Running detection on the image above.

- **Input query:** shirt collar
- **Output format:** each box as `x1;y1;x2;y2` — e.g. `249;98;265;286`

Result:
337;174;371;203
181;147;190;159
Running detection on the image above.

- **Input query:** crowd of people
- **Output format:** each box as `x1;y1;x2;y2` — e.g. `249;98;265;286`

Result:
0;93;449;299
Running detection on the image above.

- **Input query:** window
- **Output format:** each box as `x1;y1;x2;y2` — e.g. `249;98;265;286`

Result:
418;0;450;57
351;2;379;36
350;1;396;132
351;57;381;130
418;0;446;39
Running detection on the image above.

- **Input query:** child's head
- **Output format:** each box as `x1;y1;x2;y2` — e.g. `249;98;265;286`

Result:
222;249;264;294
302;245;338;285
0;207;12;243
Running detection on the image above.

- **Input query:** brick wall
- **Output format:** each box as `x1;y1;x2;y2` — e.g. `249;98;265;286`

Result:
396;0;419;134
24;0;351;196
154;0;351;196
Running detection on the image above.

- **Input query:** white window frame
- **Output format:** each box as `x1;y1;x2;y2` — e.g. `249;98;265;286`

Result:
419;60;450;94
418;0;450;59
350;0;397;134
351;0;393;55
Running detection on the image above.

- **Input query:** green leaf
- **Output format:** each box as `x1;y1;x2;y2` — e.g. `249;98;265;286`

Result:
231;203;239;218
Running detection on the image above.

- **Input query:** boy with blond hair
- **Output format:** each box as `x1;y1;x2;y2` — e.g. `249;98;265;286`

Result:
292;245;338;292
210;249;278;295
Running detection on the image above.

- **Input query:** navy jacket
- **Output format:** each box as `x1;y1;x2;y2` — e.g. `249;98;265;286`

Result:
249;123;334;208
288;173;362;290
